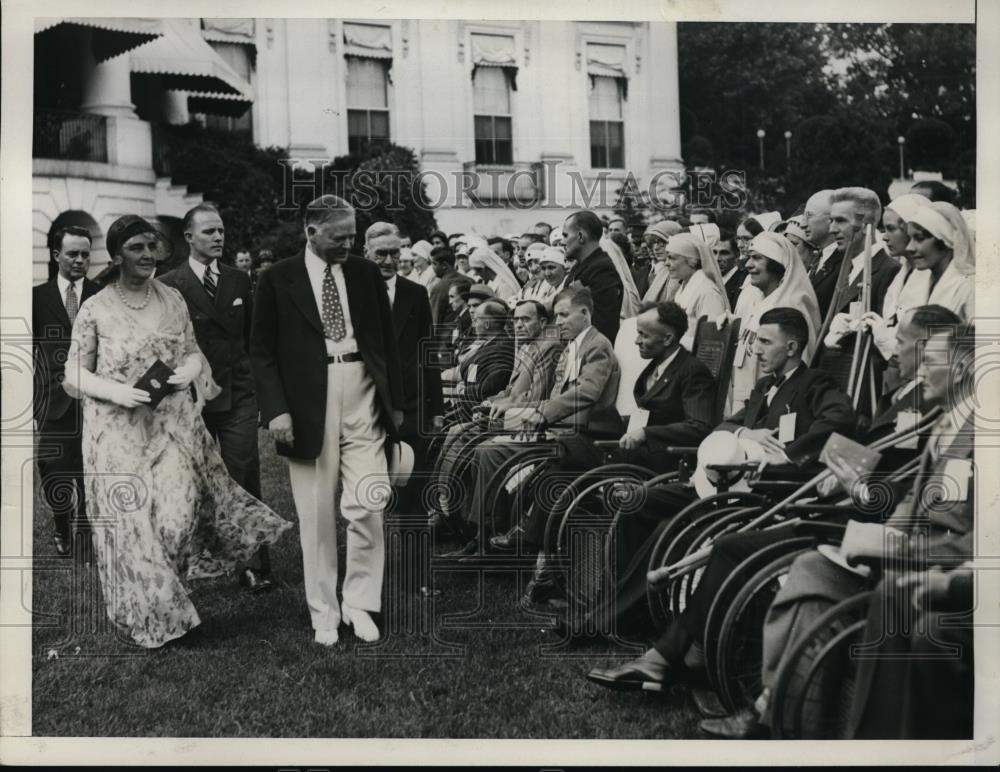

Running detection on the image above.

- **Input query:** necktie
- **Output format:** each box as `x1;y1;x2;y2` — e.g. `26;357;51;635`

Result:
65;282;79;324
322;264;347;341
552;349;569;393
204;267;217;302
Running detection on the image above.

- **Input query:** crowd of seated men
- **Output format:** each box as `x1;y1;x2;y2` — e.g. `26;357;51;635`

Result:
366;180;977;740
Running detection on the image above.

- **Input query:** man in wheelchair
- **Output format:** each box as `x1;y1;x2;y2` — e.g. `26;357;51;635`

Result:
701;321;975;738
442;286;621;558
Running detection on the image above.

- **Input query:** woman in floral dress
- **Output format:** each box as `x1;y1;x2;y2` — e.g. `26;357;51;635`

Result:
63;215;291;648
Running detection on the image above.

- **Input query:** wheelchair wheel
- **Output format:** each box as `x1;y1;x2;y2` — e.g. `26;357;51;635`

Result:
705;540;814;712
478;445;559;537
677;506;767;614
770;591;873;739
644;492;767;631
553;466;656;613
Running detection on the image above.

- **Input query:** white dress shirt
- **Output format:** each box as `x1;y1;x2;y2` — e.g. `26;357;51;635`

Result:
188;256;220;285
646;346;681;390
304;246;357;355
559;325;592;389
385;274;398;308
56;274;84;314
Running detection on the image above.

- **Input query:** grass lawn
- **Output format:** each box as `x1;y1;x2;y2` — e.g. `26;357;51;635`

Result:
31;431;702;738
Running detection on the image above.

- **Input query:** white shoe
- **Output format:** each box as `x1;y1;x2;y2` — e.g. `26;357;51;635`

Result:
314;628;339;646
341;603;380;642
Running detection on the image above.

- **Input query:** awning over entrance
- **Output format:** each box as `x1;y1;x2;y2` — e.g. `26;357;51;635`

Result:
34;17;164;62
130;19;253;97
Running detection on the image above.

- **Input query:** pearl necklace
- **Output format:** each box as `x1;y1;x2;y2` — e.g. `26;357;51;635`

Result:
115;281;152;310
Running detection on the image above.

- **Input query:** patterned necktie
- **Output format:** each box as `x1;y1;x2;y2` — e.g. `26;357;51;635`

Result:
203;267;217;302
322;264;347;341
65;282;79;325
552;349;569;393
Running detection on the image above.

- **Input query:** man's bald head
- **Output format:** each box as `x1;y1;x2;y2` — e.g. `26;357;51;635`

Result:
804;189;835;247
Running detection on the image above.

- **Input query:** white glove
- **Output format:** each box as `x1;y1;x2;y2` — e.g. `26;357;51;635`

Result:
860;312;897;360
167;356;202;390
105;381;152;409
824;312;855;349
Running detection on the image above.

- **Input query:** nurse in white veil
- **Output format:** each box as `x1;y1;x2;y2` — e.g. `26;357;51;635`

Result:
663;233;730;351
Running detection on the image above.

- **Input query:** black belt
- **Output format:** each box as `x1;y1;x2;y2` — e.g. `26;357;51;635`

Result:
326;352;363;363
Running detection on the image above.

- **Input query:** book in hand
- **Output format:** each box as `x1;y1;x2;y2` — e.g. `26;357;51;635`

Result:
819;432;883;477
133;359;176;409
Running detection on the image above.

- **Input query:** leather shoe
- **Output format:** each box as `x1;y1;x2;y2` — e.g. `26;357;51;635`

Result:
523;576;561;605
52;533;71;558
489;526;531;552
586;657;670;692
699;706;767;739
440;540;478;559
238;568;274;593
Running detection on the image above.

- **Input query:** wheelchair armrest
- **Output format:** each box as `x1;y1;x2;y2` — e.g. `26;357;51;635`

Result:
663;446;699;456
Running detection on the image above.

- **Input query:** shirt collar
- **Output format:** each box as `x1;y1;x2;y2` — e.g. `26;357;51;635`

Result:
653;346;681;379
305;244;341;274
721;266;737;282
893;379;919;403
571;325;592;350
385;274;397;290
56;274;81;295
188;255;218;280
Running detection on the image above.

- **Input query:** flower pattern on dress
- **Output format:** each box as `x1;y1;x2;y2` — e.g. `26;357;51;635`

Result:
65;281;292;648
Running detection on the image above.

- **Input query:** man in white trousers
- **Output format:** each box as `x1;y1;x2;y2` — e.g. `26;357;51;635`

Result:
251;194;404;646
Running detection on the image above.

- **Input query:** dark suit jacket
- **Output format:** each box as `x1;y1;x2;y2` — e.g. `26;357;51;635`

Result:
809;247;844;320
634;347;717;449
631;262;652;298
566;247;623;343
829;249;901;317
718;365;858;466
32;277;99;424
159;261;255;413
453;333;515;419
428;268;464;328
723;268;748;312
250;252;404;460
391;275;443;436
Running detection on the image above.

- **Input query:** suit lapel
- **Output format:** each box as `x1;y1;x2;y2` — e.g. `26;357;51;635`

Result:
43;280;72;329
342;257;364;333
214;266;236;313
392;278;414;340
178;261;220;319
287;255;325;336
642;349;686;404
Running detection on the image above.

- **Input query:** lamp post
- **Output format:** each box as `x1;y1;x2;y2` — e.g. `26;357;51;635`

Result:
757;129;766;171
784;130;792;175
897;136;906;180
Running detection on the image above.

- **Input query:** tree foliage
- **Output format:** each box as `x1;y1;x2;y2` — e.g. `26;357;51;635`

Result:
676;21;976;211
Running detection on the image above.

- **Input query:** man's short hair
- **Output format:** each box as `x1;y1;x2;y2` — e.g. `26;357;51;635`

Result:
304;194;355;228
740;216;765;237
906;304;962;335
638;300;688;341
183;203;221;232
910;180;957;204
565;211;604;241
830;187;883;227
718;228;738;254
553;285;595;315
514;299;550;322
430;230;448;243
478;298;509;322
487;237;513;255
759;307;809;350
431;246;456;265
534;222;553;235
257;248;275;261
365;221;399;244
49;225;92;253
451;278;472;296
520;232;545;244
609;231;633;261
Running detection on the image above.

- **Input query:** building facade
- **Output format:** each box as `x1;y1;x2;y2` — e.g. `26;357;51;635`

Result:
32;17;682;281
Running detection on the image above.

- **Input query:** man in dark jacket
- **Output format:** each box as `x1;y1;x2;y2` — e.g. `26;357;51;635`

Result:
33;226;99;557
563;210;624;343
250;195;404;646
160;204;272;591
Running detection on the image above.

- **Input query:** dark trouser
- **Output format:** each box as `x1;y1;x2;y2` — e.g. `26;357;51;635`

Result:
203;394;268;574
653;525;798;664
522;436;665;549
848;576;974;739
37;406;87;539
